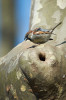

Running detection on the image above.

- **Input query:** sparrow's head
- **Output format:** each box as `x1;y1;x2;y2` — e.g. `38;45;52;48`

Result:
24;34;28;40
24;28;42;41
24;30;33;41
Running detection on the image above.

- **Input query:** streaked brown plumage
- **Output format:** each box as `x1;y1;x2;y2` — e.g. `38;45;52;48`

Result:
24;22;62;44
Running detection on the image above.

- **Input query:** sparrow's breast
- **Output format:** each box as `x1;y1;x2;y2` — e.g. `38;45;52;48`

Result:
31;34;51;44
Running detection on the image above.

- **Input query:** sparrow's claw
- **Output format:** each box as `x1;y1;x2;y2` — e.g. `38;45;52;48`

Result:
49;38;53;40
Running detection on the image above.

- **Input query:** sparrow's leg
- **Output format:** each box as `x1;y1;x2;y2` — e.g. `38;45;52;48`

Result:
49;38;53;40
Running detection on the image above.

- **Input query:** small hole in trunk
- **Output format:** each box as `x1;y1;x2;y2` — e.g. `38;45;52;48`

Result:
39;53;45;61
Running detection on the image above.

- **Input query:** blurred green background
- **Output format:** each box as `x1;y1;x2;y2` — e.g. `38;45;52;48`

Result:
0;0;31;57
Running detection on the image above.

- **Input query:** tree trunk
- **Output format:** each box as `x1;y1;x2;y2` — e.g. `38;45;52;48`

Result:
0;0;66;100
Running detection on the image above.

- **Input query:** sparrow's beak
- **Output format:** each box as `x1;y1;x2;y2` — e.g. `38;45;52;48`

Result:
24;34;28;40
24;37;27;40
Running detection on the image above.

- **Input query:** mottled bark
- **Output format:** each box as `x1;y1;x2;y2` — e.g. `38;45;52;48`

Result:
0;41;38;100
0;40;66;100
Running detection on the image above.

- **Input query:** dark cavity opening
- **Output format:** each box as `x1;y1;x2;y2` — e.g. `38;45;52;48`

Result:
39;53;45;61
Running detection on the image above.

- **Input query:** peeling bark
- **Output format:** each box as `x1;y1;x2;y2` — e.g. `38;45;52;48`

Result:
0;40;66;100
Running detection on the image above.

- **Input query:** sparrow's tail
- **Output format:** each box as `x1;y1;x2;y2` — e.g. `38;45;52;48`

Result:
51;22;62;33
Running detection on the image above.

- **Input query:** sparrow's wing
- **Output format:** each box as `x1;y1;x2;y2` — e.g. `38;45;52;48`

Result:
33;31;50;35
34;28;49;32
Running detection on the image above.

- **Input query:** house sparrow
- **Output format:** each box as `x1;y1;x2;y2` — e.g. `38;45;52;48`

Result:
24;22;62;44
